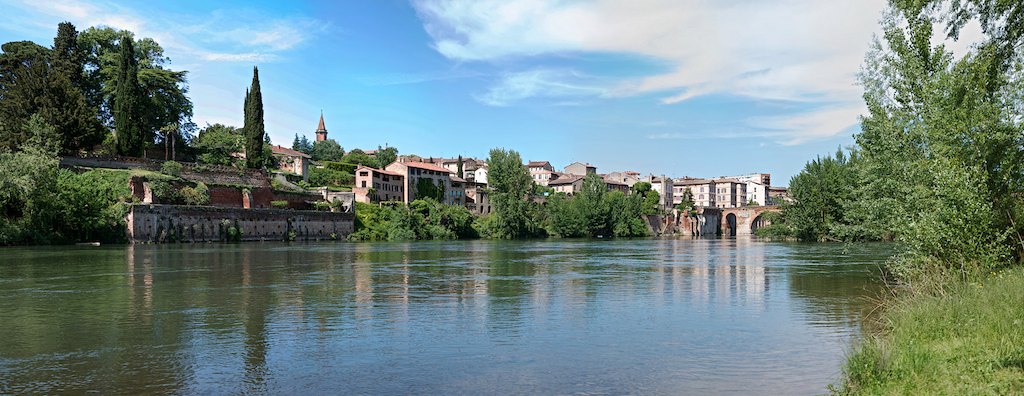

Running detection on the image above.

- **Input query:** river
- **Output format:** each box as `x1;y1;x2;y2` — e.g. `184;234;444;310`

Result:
0;237;890;395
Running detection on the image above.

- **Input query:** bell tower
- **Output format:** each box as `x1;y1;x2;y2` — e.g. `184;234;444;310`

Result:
315;111;328;142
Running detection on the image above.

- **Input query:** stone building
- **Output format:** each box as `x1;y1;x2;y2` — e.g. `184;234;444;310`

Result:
564;162;597;176
674;178;716;208
385;160;456;204
712;178;747;208
353;165;406;204
549;175;586;195
270;145;311;181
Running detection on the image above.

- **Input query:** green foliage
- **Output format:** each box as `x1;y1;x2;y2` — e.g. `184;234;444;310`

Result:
0;24;104;153
292;134;313;154
416;177;444;201
271;200;288;208
349;199;478;241
310;139;344;162
179;182;209;206
341;148;379;168
486;147;545;238
114;35;144;156
784;148;860;242
834;267;1024;395
160;160;182;177
308;167;353;187
78;27;192;149
242;67;266;168
322;161;357;174
375;146;398;168
0;148;131;244
195;123;242;166
545;174;649;238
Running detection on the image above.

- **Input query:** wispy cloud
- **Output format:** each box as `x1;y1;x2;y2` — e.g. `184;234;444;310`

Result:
412;0;892;144
5;0;326;63
475;68;605;106
748;105;867;146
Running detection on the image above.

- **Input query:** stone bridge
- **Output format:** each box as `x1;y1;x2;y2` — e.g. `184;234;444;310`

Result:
720;206;780;236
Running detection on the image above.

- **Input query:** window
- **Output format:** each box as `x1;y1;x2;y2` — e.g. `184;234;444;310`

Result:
361;181;366;188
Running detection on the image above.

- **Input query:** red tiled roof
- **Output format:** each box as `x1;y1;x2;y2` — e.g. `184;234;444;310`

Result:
271;145;311;158
450;176;467;183
526;161;551;167
355;165;403;177
549;175;584;185
402;161;453;173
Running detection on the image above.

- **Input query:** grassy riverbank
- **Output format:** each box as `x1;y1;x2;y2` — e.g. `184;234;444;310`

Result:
835;267;1024;394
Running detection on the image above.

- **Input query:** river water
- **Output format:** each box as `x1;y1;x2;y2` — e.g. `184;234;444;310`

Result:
0;237;890;395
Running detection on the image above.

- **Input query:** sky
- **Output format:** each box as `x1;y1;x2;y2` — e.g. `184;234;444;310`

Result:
0;0;983;185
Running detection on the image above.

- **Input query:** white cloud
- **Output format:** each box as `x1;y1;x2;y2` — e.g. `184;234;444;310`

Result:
413;0;890;143
475;68;605;106
6;0;324;63
748;105;867;146
200;52;280;62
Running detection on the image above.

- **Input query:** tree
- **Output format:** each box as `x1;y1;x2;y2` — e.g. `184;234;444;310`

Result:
310;139;344;162
456;155;464;178
341;149;378;168
292;134;313;154
487;147;542;238
78;27;191;145
783;148;859;242
0;24;102;153
195;123;241;165
376;146;398;168
845;2;1024;282
243;66;266;168
675;189;695;212
114;35;144;156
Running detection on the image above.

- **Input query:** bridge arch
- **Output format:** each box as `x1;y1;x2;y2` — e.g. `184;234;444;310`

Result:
725;213;737;237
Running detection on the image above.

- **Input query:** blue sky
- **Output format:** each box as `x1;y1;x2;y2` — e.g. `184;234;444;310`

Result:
1;0;962;184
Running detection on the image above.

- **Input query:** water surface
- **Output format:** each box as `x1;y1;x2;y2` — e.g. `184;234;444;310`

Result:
0;237;890;394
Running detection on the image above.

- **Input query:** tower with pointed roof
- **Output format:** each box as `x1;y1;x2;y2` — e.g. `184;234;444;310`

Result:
315;111;328;142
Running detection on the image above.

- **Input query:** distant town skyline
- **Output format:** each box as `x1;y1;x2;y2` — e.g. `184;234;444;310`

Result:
0;0;983;184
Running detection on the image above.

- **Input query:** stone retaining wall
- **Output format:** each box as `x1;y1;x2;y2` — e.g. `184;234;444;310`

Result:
125;204;354;243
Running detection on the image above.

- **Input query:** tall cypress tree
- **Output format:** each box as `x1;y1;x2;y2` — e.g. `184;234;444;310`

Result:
114;35;143;156
48;22;103;153
457;155;464;178
243;66;265;168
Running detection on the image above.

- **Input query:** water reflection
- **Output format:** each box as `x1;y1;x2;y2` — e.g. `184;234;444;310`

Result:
0;238;890;395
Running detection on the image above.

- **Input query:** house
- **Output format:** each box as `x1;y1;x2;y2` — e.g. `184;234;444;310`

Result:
712;178;748;208
448;176;467;206
385;160;456;204
353;166;405;204
605;171;641;188
549;175;586;195
271;145;312;181
768;186;790;205
674;178;716;208
641;175;674;210
527;160;557;186
746;181;768;206
604;178;630;194
472;166;489;185
721;173;771;205
564;162;597;176
465;181;493;215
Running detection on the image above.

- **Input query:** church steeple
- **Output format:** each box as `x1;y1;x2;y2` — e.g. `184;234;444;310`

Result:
315;111;328;142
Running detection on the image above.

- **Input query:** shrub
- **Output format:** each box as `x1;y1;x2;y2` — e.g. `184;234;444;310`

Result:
180;182;210;206
160;160;183;177
308;167;353;187
271;200;289;208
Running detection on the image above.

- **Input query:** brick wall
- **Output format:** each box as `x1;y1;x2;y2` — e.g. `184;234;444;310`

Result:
125;204;354;243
